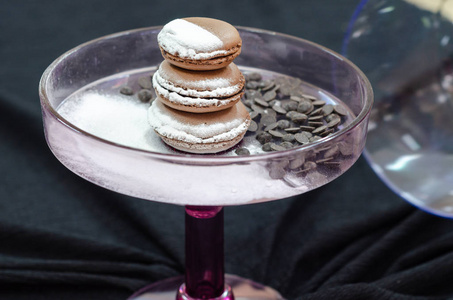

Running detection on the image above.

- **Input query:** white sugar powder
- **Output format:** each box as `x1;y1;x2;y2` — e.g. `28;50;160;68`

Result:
57;92;170;153
148;101;249;143
154;70;240;98
158;19;228;59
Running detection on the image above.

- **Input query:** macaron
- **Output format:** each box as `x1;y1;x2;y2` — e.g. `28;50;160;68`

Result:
158;17;242;71
148;97;251;154
152;60;245;113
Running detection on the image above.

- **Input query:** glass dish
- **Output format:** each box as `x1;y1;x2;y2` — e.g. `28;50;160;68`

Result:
40;26;373;299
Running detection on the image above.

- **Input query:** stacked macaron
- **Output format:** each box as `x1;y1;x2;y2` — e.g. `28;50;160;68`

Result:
148;17;251;154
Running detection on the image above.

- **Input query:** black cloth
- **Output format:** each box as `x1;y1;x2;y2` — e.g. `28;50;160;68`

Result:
1;0;453;299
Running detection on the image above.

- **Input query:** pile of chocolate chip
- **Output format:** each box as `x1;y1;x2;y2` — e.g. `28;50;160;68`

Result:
120;77;155;103
240;72;348;153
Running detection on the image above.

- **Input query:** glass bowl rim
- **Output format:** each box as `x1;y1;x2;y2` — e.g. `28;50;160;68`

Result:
39;25;374;164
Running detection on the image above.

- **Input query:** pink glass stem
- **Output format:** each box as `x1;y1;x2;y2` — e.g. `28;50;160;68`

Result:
183;206;225;299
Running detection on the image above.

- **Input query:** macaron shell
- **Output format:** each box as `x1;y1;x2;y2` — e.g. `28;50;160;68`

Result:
183;17;242;54
148;98;251;153
159;17;242;71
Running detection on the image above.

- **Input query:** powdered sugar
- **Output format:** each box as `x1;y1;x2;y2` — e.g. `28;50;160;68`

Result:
148;101;249;144
57;92;170;153
158;19;228;60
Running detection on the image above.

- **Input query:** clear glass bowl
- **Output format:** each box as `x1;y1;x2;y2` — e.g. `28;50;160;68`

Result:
40;26;373;207
344;0;453;217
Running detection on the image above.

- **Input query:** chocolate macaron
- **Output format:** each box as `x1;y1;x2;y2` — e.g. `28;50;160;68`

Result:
148;98;251;154
152;60;245;113
158;17;242;71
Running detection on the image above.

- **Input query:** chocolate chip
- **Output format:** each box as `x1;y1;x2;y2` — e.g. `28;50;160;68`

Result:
334;105;348;116
325;113;340;123
309;107;323;116
235;148;250;155
278;85;292;96
256;132;272;144
297;100;313;113
291;112;308;123
243;99;253;108
246;81;259;89
137;89;154;102
269;130;285;138
289;158;304;169
268;100;279;107
249;111;260;120
302;94;317;101
251;104;265;113
322;104;334;116
324;145;339;158
270;143;287;151
277;119;291;129
248;121;259;132
261;81;275;92
282;134;295;143
290;95;302;102
312;125;327;135
308;121;324;126
338;141;353;156
269;166;286;179
285;127;301;133
260;114;277;126
316;157;334;163
262;109;277;117
312;100;326;106
247;72;262;81
301;131;313;138
264;122;279;131
320;128;334;137
245;90;261;100
281;141;294;149
295;133;310;144
286;111;298;119
304;161;317;170
254;98;269;107
283;101;298;111
120;86;134;95
263;90;277;101
262;142;273;152
308;115;324;121
272;104;287;114
138;76;152;89
300;125;315;132
309;135;322;142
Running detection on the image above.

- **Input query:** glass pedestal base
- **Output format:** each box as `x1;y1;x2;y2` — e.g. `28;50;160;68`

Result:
128;274;284;300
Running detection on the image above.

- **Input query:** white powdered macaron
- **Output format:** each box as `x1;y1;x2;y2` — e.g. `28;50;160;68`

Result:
148;97;251;154
158;17;242;71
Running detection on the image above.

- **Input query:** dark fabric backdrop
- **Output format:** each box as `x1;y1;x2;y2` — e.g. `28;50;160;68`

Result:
1;0;453;299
